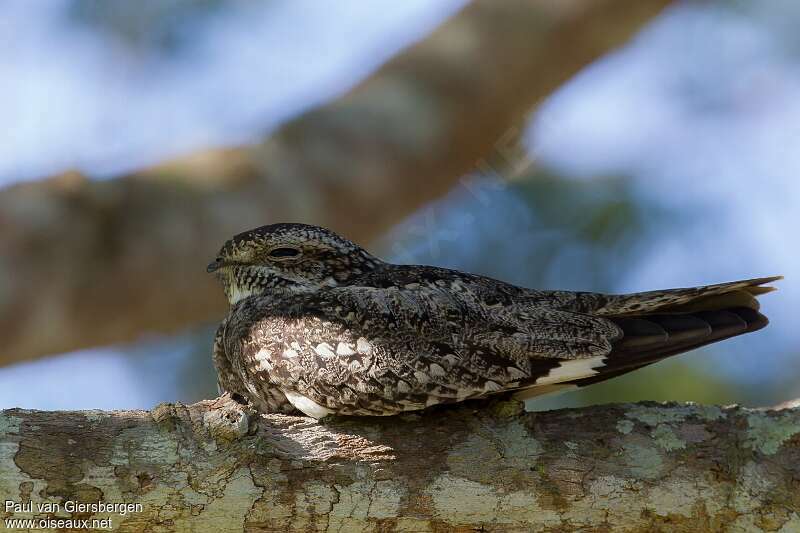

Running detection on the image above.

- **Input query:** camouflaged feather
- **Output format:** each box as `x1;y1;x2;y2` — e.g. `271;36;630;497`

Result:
209;223;779;417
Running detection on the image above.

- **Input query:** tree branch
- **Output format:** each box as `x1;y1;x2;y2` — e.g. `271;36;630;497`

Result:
0;0;672;366
2;399;799;532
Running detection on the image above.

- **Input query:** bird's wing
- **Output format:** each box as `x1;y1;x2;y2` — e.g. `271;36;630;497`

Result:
234;281;624;415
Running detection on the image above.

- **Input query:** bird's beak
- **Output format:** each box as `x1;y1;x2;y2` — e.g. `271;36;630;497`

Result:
207;259;223;273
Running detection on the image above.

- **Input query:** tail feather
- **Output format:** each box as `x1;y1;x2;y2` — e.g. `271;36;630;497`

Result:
746;285;778;296
594;276;782;316
570;306;769;389
518;277;780;402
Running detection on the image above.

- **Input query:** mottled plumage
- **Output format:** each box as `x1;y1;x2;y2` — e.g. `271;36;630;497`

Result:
208;223;781;418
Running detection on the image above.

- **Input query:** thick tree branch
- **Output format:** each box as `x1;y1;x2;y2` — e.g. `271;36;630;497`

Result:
1;399;798;532
0;0;671;366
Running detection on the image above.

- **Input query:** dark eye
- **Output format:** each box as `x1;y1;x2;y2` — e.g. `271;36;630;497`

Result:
268;247;300;258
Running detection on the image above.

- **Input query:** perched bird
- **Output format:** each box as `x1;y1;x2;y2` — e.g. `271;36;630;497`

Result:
207;223;781;418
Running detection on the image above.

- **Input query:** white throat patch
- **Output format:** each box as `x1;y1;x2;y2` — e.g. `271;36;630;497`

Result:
227;285;259;305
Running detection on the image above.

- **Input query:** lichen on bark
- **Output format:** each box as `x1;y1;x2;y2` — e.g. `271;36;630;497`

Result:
1;398;799;532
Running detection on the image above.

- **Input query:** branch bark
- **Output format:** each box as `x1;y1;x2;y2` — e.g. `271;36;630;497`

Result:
0;0;672;366
2;399;799;532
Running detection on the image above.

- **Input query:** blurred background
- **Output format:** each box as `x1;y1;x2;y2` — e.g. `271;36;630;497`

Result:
0;0;797;411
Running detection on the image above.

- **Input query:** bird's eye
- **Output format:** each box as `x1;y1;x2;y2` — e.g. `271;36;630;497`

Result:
268;247;300;259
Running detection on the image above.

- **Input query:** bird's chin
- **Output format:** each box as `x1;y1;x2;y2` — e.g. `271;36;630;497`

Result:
221;274;296;305
215;269;256;305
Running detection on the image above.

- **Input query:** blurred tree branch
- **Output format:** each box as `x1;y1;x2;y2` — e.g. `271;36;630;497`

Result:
0;0;671;365
1;399;798;531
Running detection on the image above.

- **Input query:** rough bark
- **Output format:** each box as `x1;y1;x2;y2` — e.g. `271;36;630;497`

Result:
0;0;672;366
2;398;799;532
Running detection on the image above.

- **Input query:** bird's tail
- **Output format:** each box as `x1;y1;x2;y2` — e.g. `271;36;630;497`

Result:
568;276;782;389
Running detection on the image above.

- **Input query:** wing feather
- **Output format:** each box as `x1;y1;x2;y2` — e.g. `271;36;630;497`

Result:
227;283;623;414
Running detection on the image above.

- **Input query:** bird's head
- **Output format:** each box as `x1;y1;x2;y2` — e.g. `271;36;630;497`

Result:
208;223;383;304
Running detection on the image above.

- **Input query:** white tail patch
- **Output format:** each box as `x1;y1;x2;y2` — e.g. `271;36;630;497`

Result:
283;390;334;419
534;356;606;386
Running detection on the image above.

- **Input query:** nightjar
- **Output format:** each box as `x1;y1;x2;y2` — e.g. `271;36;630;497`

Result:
208;223;780;418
